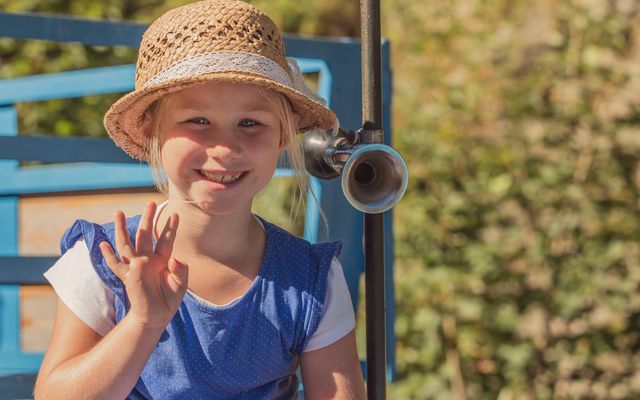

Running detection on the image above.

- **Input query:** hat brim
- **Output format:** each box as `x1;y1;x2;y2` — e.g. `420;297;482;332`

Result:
103;71;337;161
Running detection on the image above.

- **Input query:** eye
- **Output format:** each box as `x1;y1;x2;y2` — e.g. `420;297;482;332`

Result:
186;117;209;125
238;119;260;128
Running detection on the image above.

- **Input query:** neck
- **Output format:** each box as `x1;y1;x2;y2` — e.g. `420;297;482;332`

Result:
155;198;260;264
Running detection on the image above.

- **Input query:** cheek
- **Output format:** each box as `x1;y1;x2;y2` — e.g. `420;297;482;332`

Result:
160;137;202;172
255;140;284;167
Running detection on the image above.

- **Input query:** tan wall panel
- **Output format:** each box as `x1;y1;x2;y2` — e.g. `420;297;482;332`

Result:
19;191;164;351
20;286;56;352
20;192;165;256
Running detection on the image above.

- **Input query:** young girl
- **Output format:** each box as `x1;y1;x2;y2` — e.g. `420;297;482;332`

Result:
34;1;366;398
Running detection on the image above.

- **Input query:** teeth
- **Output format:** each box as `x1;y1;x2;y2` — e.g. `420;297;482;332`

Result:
200;171;243;183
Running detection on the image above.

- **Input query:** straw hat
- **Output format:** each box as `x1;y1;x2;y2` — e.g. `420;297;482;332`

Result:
104;0;337;160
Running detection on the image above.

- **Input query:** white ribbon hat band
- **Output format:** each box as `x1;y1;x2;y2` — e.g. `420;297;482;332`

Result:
144;51;297;92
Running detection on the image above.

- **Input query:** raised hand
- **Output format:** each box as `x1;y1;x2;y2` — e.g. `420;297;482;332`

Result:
99;202;189;329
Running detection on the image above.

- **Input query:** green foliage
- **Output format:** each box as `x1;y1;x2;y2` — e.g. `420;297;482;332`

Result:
385;0;640;398
4;0;640;398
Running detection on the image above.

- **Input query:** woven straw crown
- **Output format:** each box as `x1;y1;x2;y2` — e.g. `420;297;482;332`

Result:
104;0;337;160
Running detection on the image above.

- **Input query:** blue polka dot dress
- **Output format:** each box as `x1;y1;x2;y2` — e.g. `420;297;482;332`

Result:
60;215;341;399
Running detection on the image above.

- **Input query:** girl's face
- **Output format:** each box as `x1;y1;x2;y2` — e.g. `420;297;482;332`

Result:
157;81;284;215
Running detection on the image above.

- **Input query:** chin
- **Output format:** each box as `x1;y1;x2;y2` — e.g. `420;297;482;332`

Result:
191;198;251;217
168;187;254;217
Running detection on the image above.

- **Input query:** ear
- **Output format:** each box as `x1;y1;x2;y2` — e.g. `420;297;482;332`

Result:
140;106;161;147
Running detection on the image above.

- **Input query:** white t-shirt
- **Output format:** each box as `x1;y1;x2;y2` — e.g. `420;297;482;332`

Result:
44;208;355;352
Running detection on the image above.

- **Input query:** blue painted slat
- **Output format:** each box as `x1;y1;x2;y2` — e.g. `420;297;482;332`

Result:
0;60;326;105
0;135;136;163
296;59;333;106
297;61;331;244
0;166;312;196
0;107;18;249
0;107;20;364
0;11;362;51
0;351;44;374
0;196;18;255
0;286;20;353
303;177;322;244
0;257;56;285
270;171;322;244
0;164;153;195
0;65;136;105
0;12;145;47
292;59;322;73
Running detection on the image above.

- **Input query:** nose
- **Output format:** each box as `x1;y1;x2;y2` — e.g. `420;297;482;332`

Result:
205;130;242;161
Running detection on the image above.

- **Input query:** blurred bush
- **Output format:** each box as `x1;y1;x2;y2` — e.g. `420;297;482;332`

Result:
3;0;640;398
385;0;640;398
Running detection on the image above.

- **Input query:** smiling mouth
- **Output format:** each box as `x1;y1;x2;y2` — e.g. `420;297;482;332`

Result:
198;170;246;184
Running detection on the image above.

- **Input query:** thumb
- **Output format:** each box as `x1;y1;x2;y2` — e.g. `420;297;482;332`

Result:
167;257;189;289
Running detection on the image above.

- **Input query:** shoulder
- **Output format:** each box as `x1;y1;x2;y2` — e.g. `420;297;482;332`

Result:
257;218;346;353
304;256;356;352
60;215;142;254
260;218;342;268
258;217;342;304
259;218;342;293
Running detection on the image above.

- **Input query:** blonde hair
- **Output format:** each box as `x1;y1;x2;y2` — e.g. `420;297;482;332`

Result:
145;84;312;221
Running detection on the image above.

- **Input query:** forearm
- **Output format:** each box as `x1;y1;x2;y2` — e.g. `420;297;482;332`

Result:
35;314;166;400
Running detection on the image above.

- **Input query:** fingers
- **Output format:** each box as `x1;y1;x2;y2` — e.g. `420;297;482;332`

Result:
99;241;128;281
114;211;135;263
136;202;157;254
155;213;179;257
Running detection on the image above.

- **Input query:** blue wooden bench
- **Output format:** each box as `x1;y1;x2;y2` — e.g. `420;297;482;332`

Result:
0;11;397;397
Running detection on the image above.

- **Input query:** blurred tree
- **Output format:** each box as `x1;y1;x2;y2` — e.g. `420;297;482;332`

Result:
385;0;640;398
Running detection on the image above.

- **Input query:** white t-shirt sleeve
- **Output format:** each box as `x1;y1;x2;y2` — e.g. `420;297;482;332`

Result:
44;239;116;336
303;257;356;352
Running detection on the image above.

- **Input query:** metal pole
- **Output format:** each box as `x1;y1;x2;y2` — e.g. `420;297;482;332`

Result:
360;0;387;399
